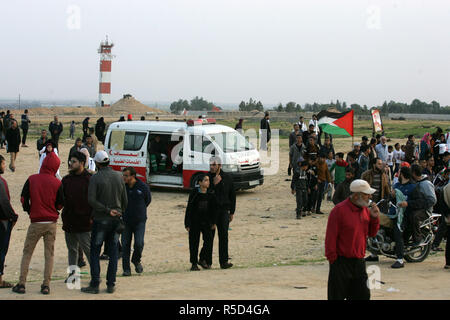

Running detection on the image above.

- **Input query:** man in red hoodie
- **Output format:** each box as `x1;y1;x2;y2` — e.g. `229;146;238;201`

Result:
12;152;64;295
325;179;380;300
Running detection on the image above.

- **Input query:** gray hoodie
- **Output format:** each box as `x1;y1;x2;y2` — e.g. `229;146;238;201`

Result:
88;166;128;221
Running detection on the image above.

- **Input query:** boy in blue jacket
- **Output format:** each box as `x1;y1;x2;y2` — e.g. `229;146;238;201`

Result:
121;167;151;276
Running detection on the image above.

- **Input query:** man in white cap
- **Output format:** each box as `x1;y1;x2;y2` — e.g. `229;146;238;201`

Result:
325;179;380;300
82;151;128;294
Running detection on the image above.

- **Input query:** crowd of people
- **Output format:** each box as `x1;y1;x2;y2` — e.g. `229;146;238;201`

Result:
0;112;239;295
285;116;449;300
0;113;156;294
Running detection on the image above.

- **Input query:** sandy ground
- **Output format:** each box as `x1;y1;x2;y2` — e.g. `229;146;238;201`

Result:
0;136;448;300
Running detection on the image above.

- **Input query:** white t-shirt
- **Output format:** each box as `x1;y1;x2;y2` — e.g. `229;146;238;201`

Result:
393;149;402;164
387;151;394;166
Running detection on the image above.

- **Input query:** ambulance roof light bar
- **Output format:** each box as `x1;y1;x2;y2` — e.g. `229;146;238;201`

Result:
186;118;216;126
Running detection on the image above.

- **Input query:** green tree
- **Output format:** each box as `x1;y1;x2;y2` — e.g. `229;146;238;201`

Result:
285;101;296;112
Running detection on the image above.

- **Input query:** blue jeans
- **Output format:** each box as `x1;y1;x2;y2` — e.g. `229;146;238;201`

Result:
0;220;12;276
121;220;146;272
89;220;120;287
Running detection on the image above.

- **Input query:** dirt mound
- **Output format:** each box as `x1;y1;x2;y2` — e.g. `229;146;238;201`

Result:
111;95;168;114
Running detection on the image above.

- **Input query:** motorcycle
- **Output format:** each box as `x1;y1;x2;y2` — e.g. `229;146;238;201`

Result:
367;199;441;263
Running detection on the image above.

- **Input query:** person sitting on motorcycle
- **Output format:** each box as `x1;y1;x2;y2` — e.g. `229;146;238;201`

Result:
399;164;437;248
365;166;416;268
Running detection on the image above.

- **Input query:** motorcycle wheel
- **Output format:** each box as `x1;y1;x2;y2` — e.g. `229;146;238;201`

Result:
404;243;431;263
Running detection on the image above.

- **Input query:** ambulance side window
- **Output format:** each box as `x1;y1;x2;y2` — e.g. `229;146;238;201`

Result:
123;132;147;151
190;135;213;153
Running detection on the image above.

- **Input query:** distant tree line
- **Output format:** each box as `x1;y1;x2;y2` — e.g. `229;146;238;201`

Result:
170;97;450;115
238;98;264;112
170;96;217;113
272;99;450;115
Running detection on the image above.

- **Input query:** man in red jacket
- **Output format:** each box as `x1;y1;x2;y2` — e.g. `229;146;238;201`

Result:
325;179;380;300
12;152;64;295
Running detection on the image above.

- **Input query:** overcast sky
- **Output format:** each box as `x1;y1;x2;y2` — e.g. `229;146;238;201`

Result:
1;0;449;107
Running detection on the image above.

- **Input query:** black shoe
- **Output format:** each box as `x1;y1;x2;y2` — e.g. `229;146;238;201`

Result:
122;270;131;277
12;284;25;294
40;285;50;295
432;246;444;252
134;263;143;274
198;260;211;269
391;261;404;269
296;214;301;220
365;255;379;262
77;260;87;268
220;262;233;269
99;254;109;260
81;286;99;294
316;211;325;215
107;285;115;294
190;264;200;271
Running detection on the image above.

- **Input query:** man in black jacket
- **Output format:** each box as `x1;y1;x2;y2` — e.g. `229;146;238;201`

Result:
62;151;92;283
0;155;18;288
199;156;236;269
48;116;63;148
260;112;271;151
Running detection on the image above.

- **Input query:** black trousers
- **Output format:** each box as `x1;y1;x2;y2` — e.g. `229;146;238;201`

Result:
307;189;318;211
404;210;428;243
21;128;28;144
200;210;230;266
315;182;326;212
295;189;307;215
432;217;448;248
189;223;213;265
51;134;60;149
328;256;370;300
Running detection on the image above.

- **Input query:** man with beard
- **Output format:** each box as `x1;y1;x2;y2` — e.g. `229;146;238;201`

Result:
325;180;380;300
332;167;356;205
199;156;235;269
361;158;390;211
62;151;92;283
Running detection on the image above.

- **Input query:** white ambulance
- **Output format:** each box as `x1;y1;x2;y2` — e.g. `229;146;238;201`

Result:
104;118;264;190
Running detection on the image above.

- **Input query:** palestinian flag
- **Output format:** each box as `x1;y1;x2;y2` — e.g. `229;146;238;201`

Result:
317;109;354;137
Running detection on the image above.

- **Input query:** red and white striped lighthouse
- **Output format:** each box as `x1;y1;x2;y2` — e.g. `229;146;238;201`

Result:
98;36;114;107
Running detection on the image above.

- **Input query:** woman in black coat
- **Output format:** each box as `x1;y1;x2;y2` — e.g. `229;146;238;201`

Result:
5;120;20;172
